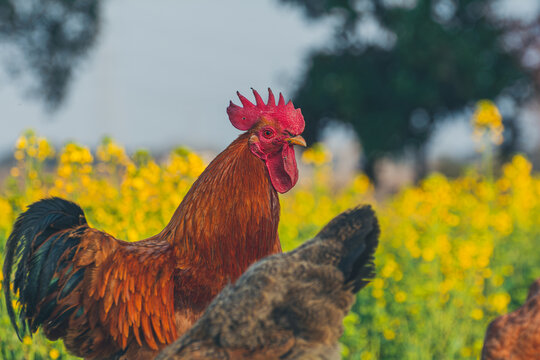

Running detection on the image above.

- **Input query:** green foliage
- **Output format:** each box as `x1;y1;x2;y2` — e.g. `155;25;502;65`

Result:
0;0;101;108
279;0;533;170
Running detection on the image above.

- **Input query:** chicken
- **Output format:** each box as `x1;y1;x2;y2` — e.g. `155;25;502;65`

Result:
156;205;379;360
2;88;307;359
482;278;540;360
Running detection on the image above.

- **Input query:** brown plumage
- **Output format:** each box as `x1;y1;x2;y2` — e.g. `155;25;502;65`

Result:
156;205;380;360
482;278;540;360
3;89;306;359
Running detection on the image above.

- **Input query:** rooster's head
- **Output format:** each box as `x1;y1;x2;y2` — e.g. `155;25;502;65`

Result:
227;88;306;193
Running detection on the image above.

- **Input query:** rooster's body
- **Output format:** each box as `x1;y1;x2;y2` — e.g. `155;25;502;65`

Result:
3;89;306;359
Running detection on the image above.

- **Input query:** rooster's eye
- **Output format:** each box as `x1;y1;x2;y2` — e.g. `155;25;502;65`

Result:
262;129;274;139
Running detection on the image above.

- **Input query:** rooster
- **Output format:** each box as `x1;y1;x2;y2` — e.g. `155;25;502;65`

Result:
156;205;380;360
482;278;540;360
3;88;307;359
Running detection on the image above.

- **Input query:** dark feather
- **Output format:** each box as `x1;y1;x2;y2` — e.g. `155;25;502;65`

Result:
2;197;87;339
25;233;63;317
32;298;57;330
39;234;81;300
337;208;379;292
59;268;85;300
47;307;76;337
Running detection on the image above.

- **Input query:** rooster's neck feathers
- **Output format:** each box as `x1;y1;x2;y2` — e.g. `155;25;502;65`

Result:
160;132;280;279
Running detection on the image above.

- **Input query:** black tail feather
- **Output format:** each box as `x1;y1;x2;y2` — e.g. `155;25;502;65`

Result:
2;197;87;340
317;205;380;293
340;206;379;293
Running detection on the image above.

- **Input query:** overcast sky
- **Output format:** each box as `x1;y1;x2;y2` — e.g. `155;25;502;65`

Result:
0;0;538;161
0;0;332;156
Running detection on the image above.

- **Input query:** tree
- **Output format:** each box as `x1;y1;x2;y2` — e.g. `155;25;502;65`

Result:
279;0;536;176
0;0;102;109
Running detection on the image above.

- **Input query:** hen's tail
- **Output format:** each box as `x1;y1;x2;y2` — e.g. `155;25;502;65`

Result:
3;197;87;339
317;205;380;293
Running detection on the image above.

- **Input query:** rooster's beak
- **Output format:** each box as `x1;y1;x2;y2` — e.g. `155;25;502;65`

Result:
286;135;307;147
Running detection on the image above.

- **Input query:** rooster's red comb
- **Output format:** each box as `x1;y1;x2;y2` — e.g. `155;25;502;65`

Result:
227;88;305;134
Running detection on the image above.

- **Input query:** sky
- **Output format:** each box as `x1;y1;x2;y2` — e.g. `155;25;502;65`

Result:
0;0;332;156
0;0;538;162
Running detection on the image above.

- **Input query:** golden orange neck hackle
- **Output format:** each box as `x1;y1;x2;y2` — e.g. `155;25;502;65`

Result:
159;132;281;280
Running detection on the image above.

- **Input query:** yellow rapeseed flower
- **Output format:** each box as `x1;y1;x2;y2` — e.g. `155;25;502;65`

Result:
341;345;350;358
461;347;472;357
492;274;505;287
23;336;32;345
372;288;384;299
352;174;371;194
49;349;60;359
381;259;397;278
383;329;396;340
489;293;511;313
37;137;55;160
14;150;25;161
15;136;27;150
27;147;37;158
58;165;72;178
301;143;331;166
470;308;484;320
394;291;407;303
421;247;436;262
361;351;373;360
372;278;384;288
472;99;504;145
10;167;20;177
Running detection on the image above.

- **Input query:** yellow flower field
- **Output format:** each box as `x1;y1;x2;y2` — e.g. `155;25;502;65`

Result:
0;130;539;359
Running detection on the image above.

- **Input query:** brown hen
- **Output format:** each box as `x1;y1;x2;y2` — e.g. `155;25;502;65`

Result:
482;278;540;360
157;205;379;360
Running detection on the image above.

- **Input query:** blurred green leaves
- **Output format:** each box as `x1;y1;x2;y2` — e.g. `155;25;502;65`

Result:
279;0;535;172
0;0;102;109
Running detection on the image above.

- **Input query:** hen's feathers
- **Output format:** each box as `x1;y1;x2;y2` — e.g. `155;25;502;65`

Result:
157;205;379;360
482;278;540;360
3;198;177;359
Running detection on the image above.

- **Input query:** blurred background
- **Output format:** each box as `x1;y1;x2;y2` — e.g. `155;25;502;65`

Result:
1;0;539;188
2;0;540;359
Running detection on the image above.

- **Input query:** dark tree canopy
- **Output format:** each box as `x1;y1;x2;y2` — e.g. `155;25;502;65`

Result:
0;0;101;109
279;0;536;169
